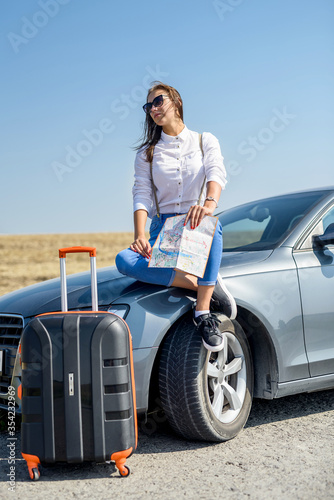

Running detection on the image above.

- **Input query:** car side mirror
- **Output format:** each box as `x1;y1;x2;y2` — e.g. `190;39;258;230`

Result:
312;223;334;250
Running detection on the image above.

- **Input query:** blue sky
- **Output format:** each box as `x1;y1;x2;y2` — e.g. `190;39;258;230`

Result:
1;0;333;234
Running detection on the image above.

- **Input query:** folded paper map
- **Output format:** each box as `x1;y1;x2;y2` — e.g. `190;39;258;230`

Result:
148;214;218;278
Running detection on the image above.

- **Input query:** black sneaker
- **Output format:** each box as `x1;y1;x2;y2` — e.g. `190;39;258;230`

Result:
193;313;224;352
211;274;237;319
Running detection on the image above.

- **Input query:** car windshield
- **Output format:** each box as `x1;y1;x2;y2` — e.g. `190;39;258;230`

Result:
218;191;328;252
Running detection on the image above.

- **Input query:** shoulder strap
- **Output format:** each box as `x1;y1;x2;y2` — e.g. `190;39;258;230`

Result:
150;154;160;218
197;133;206;205
150;133;206;218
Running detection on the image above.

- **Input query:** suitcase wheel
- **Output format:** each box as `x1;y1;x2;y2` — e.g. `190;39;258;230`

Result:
32;467;40;481
119;465;131;477
22;453;41;481
111;448;133;477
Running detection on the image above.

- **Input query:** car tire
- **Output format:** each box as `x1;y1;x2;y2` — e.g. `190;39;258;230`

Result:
158;313;254;442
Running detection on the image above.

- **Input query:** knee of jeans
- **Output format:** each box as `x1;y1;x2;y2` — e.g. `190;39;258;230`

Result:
115;250;128;275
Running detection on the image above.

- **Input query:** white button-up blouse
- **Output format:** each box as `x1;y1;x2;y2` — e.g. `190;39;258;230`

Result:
132;125;227;218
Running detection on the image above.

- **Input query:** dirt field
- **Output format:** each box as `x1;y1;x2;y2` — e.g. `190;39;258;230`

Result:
0;232;134;296
0;233;333;499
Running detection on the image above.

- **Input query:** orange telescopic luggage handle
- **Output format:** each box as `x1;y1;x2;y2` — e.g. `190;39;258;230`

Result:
59;246;96;258
58;246;98;312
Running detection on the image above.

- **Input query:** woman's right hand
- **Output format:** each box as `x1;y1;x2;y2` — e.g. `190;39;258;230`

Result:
130;237;152;259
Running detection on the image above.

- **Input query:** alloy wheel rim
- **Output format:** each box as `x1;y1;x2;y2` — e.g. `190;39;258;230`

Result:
206;332;247;424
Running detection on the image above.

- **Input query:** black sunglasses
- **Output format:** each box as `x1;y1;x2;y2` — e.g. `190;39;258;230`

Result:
143;94;169;114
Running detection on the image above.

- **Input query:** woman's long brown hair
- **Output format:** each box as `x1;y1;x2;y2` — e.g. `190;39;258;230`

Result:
135;82;184;163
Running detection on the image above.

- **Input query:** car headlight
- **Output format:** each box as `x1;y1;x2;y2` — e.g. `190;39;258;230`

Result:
107;304;130;319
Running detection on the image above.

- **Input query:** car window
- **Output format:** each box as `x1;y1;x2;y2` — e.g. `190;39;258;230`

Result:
222;216;271;250
300;204;334;250
323;207;334;231
219;192;327;252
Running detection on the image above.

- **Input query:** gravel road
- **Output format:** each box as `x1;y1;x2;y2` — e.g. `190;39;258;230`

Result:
1;389;333;500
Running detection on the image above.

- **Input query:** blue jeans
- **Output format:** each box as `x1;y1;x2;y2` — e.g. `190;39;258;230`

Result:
115;213;223;287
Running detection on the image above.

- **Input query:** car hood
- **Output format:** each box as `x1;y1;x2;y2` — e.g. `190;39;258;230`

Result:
0;250;273;318
0;267;142;318
220;249;273;276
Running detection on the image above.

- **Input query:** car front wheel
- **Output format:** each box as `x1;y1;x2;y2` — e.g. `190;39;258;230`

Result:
159;313;253;442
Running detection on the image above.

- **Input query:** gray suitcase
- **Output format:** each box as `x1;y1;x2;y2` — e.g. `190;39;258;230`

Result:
20;246;137;479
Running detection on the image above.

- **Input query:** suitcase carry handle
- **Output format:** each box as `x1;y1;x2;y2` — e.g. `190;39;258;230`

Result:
59;246;98;312
59;246;96;258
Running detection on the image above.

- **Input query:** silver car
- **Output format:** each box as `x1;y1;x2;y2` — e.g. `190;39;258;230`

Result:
1;187;333;442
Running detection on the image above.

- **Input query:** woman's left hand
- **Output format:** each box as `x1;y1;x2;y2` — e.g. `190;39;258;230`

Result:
184;205;214;229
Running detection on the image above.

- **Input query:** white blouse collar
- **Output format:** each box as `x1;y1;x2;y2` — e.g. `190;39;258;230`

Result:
161;125;188;143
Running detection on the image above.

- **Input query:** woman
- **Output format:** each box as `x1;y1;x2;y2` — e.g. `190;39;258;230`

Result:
116;82;236;352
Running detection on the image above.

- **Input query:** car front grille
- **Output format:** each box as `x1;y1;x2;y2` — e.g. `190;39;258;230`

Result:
0;314;24;411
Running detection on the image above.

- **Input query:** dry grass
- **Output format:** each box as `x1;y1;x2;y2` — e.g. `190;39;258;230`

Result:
0;232;137;296
0;230;263;297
